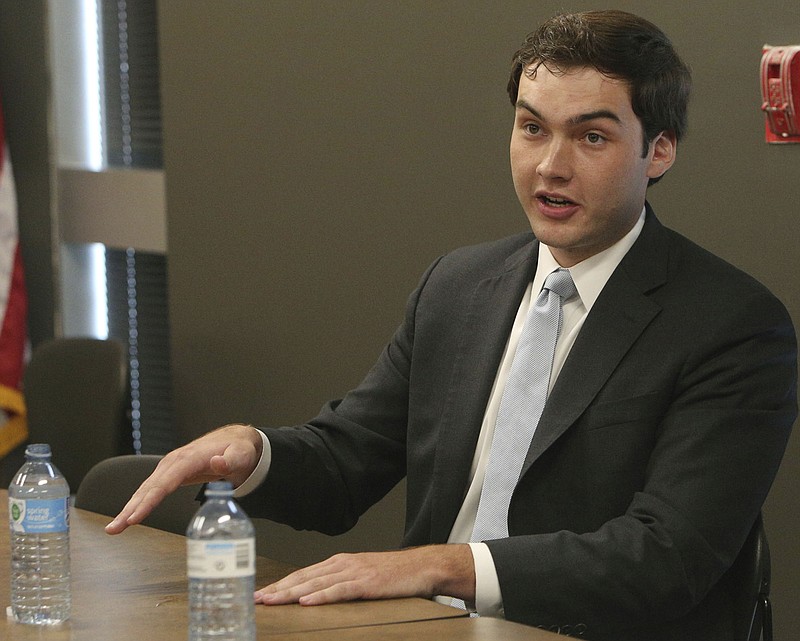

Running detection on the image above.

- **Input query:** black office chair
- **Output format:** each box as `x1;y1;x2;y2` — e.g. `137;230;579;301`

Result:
75;454;200;535
726;513;773;641
23;337;132;491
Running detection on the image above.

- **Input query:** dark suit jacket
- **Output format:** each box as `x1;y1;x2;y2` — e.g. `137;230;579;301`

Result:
241;206;797;640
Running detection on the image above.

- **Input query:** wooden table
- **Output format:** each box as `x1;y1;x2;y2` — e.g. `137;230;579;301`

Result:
266;617;564;640
1;491;560;639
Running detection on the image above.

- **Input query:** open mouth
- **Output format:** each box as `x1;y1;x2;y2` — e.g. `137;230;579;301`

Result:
539;195;576;208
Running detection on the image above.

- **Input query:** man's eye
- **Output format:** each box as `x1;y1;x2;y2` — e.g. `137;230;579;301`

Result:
586;132;604;144
524;123;540;135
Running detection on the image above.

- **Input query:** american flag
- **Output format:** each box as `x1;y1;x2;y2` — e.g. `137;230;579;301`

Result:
0;94;28;458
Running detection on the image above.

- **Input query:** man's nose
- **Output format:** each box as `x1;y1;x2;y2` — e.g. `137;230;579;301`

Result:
536;139;573;181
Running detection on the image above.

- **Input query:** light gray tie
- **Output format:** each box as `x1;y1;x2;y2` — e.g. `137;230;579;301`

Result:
470;268;577;543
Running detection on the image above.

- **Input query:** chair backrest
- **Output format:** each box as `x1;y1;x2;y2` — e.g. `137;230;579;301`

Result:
74;454;200;535
726;513;773;641
23;337;131;491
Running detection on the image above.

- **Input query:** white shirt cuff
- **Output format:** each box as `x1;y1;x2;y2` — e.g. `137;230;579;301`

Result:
233;429;271;497
468;542;505;618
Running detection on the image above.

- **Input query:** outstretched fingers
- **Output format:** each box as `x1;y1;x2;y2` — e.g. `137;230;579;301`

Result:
104;424;262;534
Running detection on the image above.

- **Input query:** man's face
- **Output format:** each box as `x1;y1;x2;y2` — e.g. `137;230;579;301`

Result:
510;65;675;267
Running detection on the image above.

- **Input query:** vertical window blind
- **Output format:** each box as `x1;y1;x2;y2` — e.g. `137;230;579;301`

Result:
99;0;162;168
106;248;175;454
99;0;174;453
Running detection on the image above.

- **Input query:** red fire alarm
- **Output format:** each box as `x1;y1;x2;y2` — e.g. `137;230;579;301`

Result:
760;45;800;143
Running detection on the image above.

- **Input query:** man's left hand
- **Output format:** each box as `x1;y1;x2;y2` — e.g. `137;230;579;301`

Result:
255;544;475;606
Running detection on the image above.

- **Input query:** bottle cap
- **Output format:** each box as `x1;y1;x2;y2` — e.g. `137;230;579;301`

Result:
205;481;234;497
25;443;52;458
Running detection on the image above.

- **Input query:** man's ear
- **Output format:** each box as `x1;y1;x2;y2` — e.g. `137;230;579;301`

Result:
646;130;677;180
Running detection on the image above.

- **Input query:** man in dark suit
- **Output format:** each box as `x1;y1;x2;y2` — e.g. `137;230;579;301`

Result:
107;10;796;640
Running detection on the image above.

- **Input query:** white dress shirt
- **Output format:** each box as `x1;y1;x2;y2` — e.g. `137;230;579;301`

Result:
236;208;646;616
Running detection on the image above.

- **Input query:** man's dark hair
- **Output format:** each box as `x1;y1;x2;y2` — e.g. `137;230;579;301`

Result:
508;10;691;170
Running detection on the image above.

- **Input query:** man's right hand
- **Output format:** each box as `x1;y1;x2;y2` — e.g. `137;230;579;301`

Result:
104;423;263;534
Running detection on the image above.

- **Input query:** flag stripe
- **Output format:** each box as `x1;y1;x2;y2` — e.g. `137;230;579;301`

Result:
0;93;29;457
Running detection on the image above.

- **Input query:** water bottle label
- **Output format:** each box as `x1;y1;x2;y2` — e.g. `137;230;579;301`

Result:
8;497;70;533
187;539;255;579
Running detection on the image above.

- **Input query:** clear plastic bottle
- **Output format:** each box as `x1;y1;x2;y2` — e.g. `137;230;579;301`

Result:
186;481;256;641
8;443;71;625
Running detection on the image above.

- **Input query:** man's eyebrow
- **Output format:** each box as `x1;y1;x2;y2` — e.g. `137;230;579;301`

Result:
515;100;544;120
570;110;622;126
515;100;622;126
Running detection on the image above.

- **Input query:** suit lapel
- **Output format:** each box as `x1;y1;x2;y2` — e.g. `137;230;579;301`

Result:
520;210;671;476
429;209;672;537
430;240;538;541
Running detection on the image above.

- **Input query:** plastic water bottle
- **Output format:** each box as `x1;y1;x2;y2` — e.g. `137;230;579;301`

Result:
186;481;256;641
8;443;71;624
